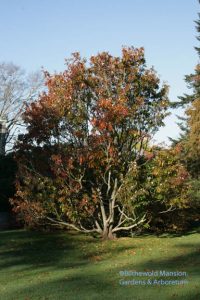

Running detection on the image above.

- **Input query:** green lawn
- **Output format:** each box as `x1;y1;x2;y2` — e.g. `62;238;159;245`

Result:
0;229;199;300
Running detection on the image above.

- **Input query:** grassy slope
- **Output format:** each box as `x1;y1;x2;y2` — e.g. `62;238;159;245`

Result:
0;229;199;300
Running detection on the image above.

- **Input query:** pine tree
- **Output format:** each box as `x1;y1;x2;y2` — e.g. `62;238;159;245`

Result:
172;1;200;108
170;2;200;150
185;70;200;176
185;1;200;176
171;1;200;225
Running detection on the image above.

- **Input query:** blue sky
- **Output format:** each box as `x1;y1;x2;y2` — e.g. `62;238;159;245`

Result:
0;0;199;144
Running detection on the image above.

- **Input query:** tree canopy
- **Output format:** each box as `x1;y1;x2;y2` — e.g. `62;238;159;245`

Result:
0;62;43;154
11;47;191;239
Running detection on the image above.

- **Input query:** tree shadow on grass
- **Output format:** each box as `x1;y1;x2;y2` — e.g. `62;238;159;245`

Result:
2;249;199;300
0;229;78;270
113;241;200;300
0;229;140;300
130;227;200;239
0;230;199;300
0;229;136;272
157;229;200;238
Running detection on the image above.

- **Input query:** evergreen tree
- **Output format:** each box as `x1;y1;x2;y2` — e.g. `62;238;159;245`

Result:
184;1;200;177
179;2;200;219
185;71;200;177
172;1;200;108
170;1;200;148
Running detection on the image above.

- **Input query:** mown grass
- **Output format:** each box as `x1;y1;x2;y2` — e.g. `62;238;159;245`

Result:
0;229;199;300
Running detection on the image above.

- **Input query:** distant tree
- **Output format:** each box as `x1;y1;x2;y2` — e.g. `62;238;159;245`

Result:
169;2;200;224
181;2;200;178
11;47;170;239
186;94;200;158
185;1;200;166
0;62;43;154
169;2;200;172
171;0;200;109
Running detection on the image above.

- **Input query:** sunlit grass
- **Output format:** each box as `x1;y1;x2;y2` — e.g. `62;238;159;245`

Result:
0;229;199;299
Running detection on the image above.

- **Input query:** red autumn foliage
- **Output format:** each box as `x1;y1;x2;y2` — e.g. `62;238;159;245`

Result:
12;47;171;238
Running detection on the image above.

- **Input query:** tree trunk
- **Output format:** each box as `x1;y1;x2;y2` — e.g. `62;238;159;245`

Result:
101;225;115;240
0;131;6;155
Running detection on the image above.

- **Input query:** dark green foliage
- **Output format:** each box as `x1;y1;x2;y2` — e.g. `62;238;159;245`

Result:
187;179;200;207
168;4;200;235
0;153;17;211
170;2;200;149
172;2;200;109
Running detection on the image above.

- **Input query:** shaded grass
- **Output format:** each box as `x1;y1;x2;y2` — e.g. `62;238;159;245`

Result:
0;229;199;300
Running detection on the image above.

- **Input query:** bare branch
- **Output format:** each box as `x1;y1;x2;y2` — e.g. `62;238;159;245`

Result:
0;62;44;153
113;214;146;232
46;216;99;233
159;205;176;214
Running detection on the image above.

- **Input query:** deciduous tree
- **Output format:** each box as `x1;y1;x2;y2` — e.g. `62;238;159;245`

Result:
0;62;43;154
12;47;170;239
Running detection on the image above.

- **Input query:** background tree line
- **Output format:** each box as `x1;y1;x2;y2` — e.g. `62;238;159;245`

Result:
0;63;43;215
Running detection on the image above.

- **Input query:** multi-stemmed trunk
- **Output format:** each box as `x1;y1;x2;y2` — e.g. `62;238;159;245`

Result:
46;175;146;239
101;225;115;240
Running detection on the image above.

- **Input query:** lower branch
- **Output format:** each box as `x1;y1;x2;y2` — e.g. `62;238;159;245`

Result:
46;216;99;233
159;205;176;214
113;214;146;233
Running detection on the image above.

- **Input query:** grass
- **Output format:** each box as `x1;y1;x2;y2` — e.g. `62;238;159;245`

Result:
0;229;199;300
